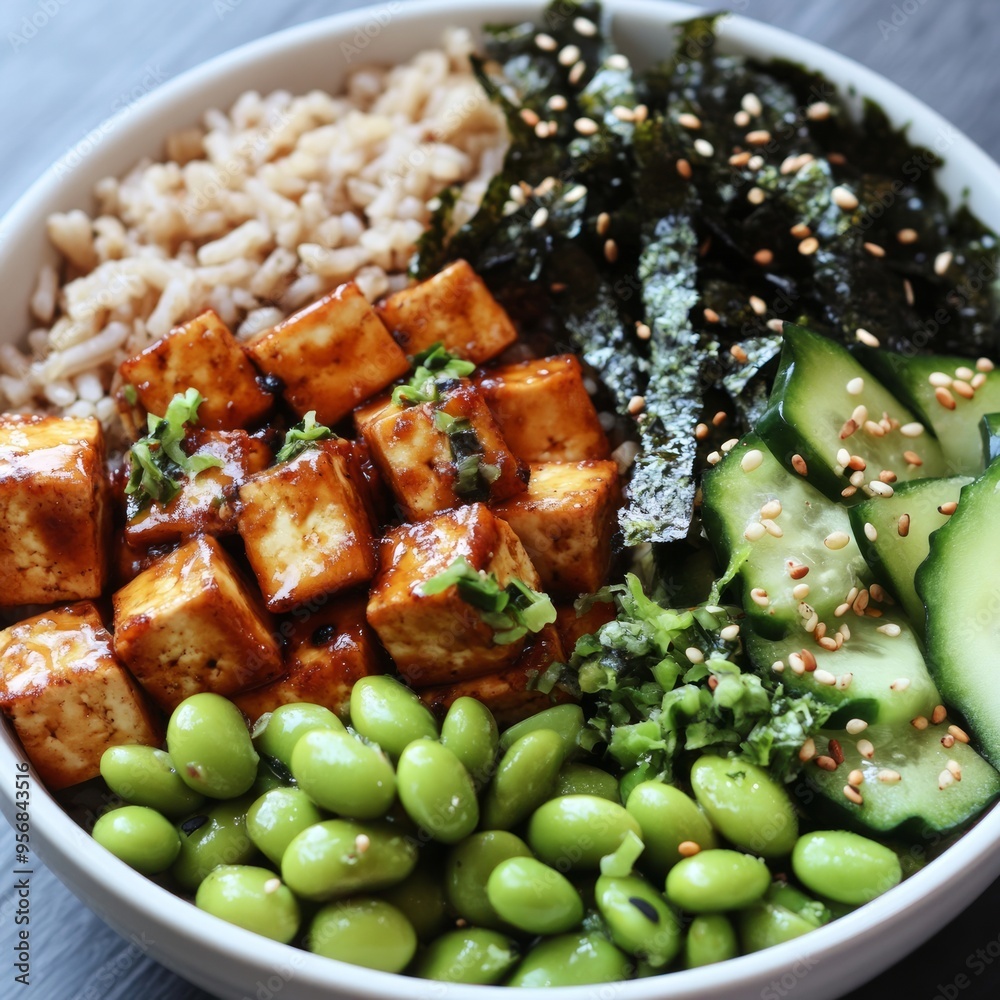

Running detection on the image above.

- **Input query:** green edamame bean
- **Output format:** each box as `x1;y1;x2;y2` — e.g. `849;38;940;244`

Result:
100;746;206;819
619;764;656;805
486;857;584;935
349;675;438;758
505;932;632;988
792;830;902;905
308;897;416;973
281;819;417;901
684;914;739;968
247;787;325;866
556;763;620;801
625;781;718;875
290;728;395;819
396;740;478;844
499;704;583;759
665;849;771;913
171;796;258;892
378;865;448;942
480;729;564;830
253;703;345;768
92;805;180;875
195;865;300;943
738;899;822;953
527;795;643;870
440;697;498;786
689;755;798;858
413;928;519;984
595;873;682;967
251;755;295;797
767;882;831;927
445;830;532;929
167;693;258;799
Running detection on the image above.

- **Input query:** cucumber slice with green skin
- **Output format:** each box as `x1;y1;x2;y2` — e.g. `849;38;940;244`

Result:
848;476;972;630
756;325;949;502
744;614;939;727
702;433;869;640
918;459;1000;767
803;722;1000;839
858;350;1000;476
980;412;1000;465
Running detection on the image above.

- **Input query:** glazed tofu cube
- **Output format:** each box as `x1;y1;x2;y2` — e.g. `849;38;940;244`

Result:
112;536;282;711
125;429;272;547
319;438;387;531
233;594;384;722
493;460;620;598
119;310;273;430
237;447;377;612
377;259;517;364
0;603;160;790
555;599;617;654
367;503;540;686
0;415;110;606
477;354;610;463
247;282;410;426
355;381;527;522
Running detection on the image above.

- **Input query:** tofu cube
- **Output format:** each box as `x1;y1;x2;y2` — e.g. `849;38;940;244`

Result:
237;447;377;612
125;429;272;547
377;259;517;364
233;594;384;723
0;602;160;790
477;354;610;463
119;310;273;430
0;415;110;606
112;536;283;711
493;460;620;598
367;503;541;686
247;282;410;426
418;624;571;726
355;381;527;522
319;438;388;531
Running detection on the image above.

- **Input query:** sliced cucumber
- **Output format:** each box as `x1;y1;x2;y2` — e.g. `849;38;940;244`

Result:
702;433;869;639
919;459;1000;767
981;412;1000;466
859;350;1000;476
848;476;971;629
744;614;939;727
804;723;1000;839
757;325;948;502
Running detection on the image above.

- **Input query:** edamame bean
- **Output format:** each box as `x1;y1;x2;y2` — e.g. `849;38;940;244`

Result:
499;704;583;758
253;703;345;768
665;849;771;913
349;675;438;758
527;795;643;870
195;865;300;944
684;914;739;968
625;781;718;874
480;729;564;830
378;865;448;942
505;932;632;987
281;819;417;901
619;764;656;805
308;897;417;972
445;830;533;929
486;857;584;935
171;796;258;892
247;787;325;866
167;693;258;799
412;928;520;984
100;746;206;819
689;755;798;858
556;763;620;801
290;728;395;819
92;805;180;875
738;898;822;953
396;740;478;843
440;697;498;786
595;873;682;967
251;755;295;797
768;882;831;927
792;830;902;905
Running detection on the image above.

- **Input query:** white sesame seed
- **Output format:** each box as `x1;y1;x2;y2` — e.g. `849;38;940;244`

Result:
750;587;769;607
355;833;371;853
707;451;722;465
844;784;864;805
635;321;651;340
938;769;955;790
747;155;765;170
846;718;868;735
934;250;953;275
899;422;924;438
760;499;782;519
694;138;715;157
855;328;880;348
831;185;859;211
877;623;902;637
686;647;704;664
573;15;598;36
741;449;764;473
897;228;919;244
789;652;806;675
678;112;702;129
747;187;766;205
814;669;837;686
932;705;948;725
863;242;886;258
792;583;810;600
949;724;971;744
836;447;851;467
748;295;767;317
741;92;763;117
772;659;785;673
846;377;865;396
834;602;851;617
798;737;816;761
535;32;557;51
720;624;740;641
746;129;772;145
857;738;875;759
848;768;865;787
953;379;975;399
568;60;587;85
562;185;588;206
928;371;953;388
761;518;783;538
559;44;581;66
676;158;693;180
606;53;630;70
864;522;878;542
574;117;599;135
767;319;784;333
935;386;957;410
877;768;901;784
798;236;820;256
530;207;549;229
612;105;635;122
804;613;819;633
851;404;869;426
548;94;568;111
263;877;282;894
604;238;619;263
954;365;975;382
837;673;854;692
890;677;912;692
824;531;850;550
869;481;895;497
733;109;751;127
627;394;645;415
977;356;995;372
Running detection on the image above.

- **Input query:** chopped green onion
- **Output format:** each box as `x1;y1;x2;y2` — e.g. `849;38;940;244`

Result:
392;342;476;407
599;830;645;877
274;410;335;464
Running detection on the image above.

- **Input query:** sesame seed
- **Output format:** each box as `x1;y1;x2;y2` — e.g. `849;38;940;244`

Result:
749;295;767;316
848;768;865;787
744;521;767;542
694;138;715;157
548;94;568;111
754;248;774;266
788;561;809;580
932;704;948;725
678;112;702;129
798;236;820;255
853;590;870;614
938;769;955;790
896;513;911;538
712;410;728;427
734;109;751;127
720;624;740;641
746;129;772;145
869;583;888;603
934;250;953;275
534;121;552;139
730;343;749;363
800;648;818;672
857;738;875;759
877;768;902;784
519;108;540;127
750;587;769;607
790;222;812;239
935;386;957;410
851;404;869;425
772;659;786;673
806;100;831;120
824;531;850;550
947;759;963;781
938;500;958;516
635;321;651;340
814;669;837;686
891;677;912;692
900;422;925;438
612;105;635;122
846;718;869;735
953;379;975;399
831;186;859;211
762;518;783;538
864;419;886;438
573;15;598;35
604;238;619;263
799;738;817;762
855;328;880;348
941;733;956;748
748;155;765;170
879;469;897;484
840;419;858;440
729;151;751;167
263;877;282;894
902;450;922;466
844;784;864;805
817;636;838;651
760;498;781;518
791;454;808;476
703;307;720;324
841;486;858;498
846;377;865;396
904;279;915;305
815;755;837;771
355;833;371;853
695;422;709;440
569;60;587;86
869;481;894;497
928;371;953;388
792;583;810;600
595;211;611;236
863;242;886;258
834;602;851;618
559;44;581;66
677;840;701;857
747;187;766;206
633;104;648;122
706;451;722;465
686;646;704;664
948;724;971;744
535;32;557;51
741;92;763;117
836;447;851;467
530;207;549;229
741;449;764;473
564;185;590;206
676;158;693;179
836;672;854;690
897;228;919;244
606;53;630;70
627;394;645;415
767;319;785;333
955;365;975;381
574;116;599;135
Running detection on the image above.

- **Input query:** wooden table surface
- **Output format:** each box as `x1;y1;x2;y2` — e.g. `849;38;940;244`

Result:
2;1;1000;997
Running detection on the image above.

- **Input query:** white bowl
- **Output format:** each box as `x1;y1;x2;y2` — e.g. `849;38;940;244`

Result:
2;2;999;998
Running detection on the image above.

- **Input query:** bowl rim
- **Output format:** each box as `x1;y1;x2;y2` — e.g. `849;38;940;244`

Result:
2;1;1000;998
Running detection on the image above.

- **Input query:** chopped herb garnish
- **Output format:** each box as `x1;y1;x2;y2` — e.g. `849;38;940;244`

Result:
392;342;476;407
122;384;138;406
124;388;223;509
274;410;335;464
422;556;557;644
433;410;500;499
